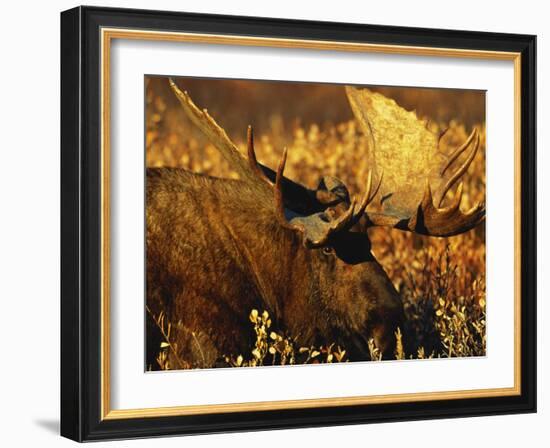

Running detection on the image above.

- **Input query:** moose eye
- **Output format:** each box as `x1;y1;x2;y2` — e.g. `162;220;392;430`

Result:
322;246;334;255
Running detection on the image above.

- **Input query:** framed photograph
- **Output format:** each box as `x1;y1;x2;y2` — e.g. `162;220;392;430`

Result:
60;6;536;441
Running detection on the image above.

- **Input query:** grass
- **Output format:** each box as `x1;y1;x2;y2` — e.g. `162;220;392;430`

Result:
145;77;486;370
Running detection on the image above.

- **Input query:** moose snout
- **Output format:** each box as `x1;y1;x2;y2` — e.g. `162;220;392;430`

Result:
369;294;405;359
355;272;405;360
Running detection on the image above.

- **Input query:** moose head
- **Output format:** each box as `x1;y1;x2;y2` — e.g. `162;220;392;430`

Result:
162;79;485;361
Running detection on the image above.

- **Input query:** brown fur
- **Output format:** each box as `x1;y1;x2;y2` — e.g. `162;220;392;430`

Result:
146;167;404;368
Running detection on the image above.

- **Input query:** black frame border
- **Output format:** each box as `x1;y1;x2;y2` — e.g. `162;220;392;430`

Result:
61;6;536;442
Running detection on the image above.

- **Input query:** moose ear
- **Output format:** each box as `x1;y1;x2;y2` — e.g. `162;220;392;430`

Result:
315;176;351;206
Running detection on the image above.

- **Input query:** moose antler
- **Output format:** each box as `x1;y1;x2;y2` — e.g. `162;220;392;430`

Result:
346;86;485;237
169;78;321;215
170;79;481;246
169;78;259;184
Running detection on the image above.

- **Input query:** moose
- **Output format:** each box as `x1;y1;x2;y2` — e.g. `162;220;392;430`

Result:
146;79;485;369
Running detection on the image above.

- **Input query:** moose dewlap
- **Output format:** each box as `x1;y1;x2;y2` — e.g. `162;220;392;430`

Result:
145;79;485;370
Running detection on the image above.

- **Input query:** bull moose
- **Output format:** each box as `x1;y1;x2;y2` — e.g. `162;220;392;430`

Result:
146;79;485;369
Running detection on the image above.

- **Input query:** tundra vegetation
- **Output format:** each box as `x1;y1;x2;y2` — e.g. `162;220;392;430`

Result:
145;77;486;370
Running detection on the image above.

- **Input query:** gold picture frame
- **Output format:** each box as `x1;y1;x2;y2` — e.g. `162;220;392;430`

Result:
61;6;536;441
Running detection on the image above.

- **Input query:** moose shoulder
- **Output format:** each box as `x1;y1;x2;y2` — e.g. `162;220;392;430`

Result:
146;80;485;369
